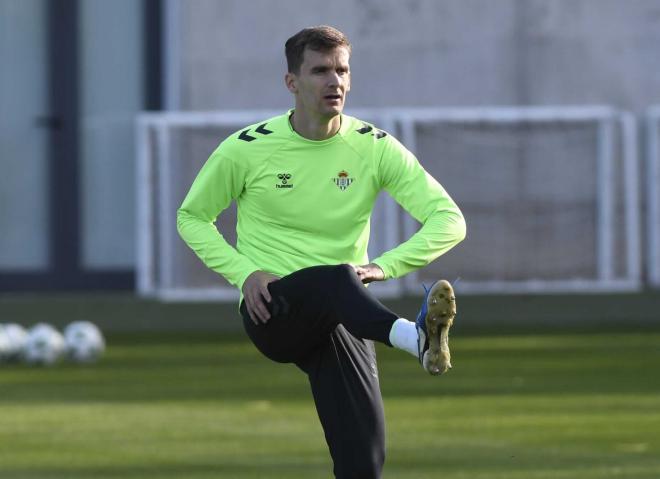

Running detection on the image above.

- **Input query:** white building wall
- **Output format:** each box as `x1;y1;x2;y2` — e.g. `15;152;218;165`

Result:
170;0;660;113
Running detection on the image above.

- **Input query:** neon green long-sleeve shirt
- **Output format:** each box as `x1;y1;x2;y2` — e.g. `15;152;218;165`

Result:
176;111;466;291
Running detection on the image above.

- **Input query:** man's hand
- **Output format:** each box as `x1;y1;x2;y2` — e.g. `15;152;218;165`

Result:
352;263;385;284
242;271;281;325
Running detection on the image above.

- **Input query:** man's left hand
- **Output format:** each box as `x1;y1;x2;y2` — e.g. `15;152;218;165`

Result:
352;263;385;283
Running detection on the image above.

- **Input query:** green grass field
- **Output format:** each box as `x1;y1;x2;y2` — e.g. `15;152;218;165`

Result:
2;325;660;478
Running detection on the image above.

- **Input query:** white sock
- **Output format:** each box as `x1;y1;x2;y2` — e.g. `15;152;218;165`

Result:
388;318;419;357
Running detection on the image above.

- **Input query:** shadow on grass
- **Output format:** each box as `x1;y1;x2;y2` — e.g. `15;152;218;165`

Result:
2;330;660;404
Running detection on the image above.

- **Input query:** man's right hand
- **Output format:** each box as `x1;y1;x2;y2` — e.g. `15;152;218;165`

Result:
242;271;281;325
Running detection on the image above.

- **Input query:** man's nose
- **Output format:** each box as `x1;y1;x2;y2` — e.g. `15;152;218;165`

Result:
327;72;341;87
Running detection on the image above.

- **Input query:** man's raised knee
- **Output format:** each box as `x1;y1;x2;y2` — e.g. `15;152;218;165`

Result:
334;263;359;283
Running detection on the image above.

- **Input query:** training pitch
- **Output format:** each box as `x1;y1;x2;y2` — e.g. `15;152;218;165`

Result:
1;304;659;478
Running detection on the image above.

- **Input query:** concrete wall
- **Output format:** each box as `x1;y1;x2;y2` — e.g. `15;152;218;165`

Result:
174;0;660;113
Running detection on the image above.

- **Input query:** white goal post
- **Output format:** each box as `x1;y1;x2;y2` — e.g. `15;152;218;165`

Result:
647;106;660;287
396;106;641;294
136;106;641;301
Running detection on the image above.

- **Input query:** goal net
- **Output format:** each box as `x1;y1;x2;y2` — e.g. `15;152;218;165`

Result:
396;107;640;293
136;107;640;301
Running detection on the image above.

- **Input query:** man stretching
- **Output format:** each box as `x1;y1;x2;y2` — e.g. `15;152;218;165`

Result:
177;25;466;479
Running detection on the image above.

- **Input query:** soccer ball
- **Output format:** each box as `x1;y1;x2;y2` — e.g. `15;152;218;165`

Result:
64;321;105;363
0;323;28;362
23;323;66;366
0;327;10;362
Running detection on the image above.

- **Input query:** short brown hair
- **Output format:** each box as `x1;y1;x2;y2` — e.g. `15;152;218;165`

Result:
285;26;351;74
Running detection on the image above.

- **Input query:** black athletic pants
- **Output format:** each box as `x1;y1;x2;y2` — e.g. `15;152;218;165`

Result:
240;264;399;479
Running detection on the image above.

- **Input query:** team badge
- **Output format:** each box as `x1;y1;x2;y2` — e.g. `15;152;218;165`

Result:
333;170;354;191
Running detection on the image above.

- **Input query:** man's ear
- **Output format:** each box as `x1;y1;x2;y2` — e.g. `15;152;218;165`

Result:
285;72;297;94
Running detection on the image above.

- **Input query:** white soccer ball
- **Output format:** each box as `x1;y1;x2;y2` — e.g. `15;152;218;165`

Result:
64;321;105;363
0;323;28;362
23;323;66;366
0;327;11;362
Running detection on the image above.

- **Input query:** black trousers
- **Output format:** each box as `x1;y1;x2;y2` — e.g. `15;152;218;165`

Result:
240;264;399;479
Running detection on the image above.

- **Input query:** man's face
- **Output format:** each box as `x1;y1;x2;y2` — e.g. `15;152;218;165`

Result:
286;46;351;119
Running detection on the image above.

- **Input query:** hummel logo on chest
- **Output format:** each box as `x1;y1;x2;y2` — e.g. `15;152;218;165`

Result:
276;173;293;189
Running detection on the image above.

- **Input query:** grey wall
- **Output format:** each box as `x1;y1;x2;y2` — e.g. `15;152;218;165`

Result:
173;0;660;113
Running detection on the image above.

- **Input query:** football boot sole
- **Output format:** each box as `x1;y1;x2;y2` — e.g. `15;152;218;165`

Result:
423;280;456;376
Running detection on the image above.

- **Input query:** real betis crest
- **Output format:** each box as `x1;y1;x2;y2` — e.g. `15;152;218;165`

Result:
333;170;354;191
